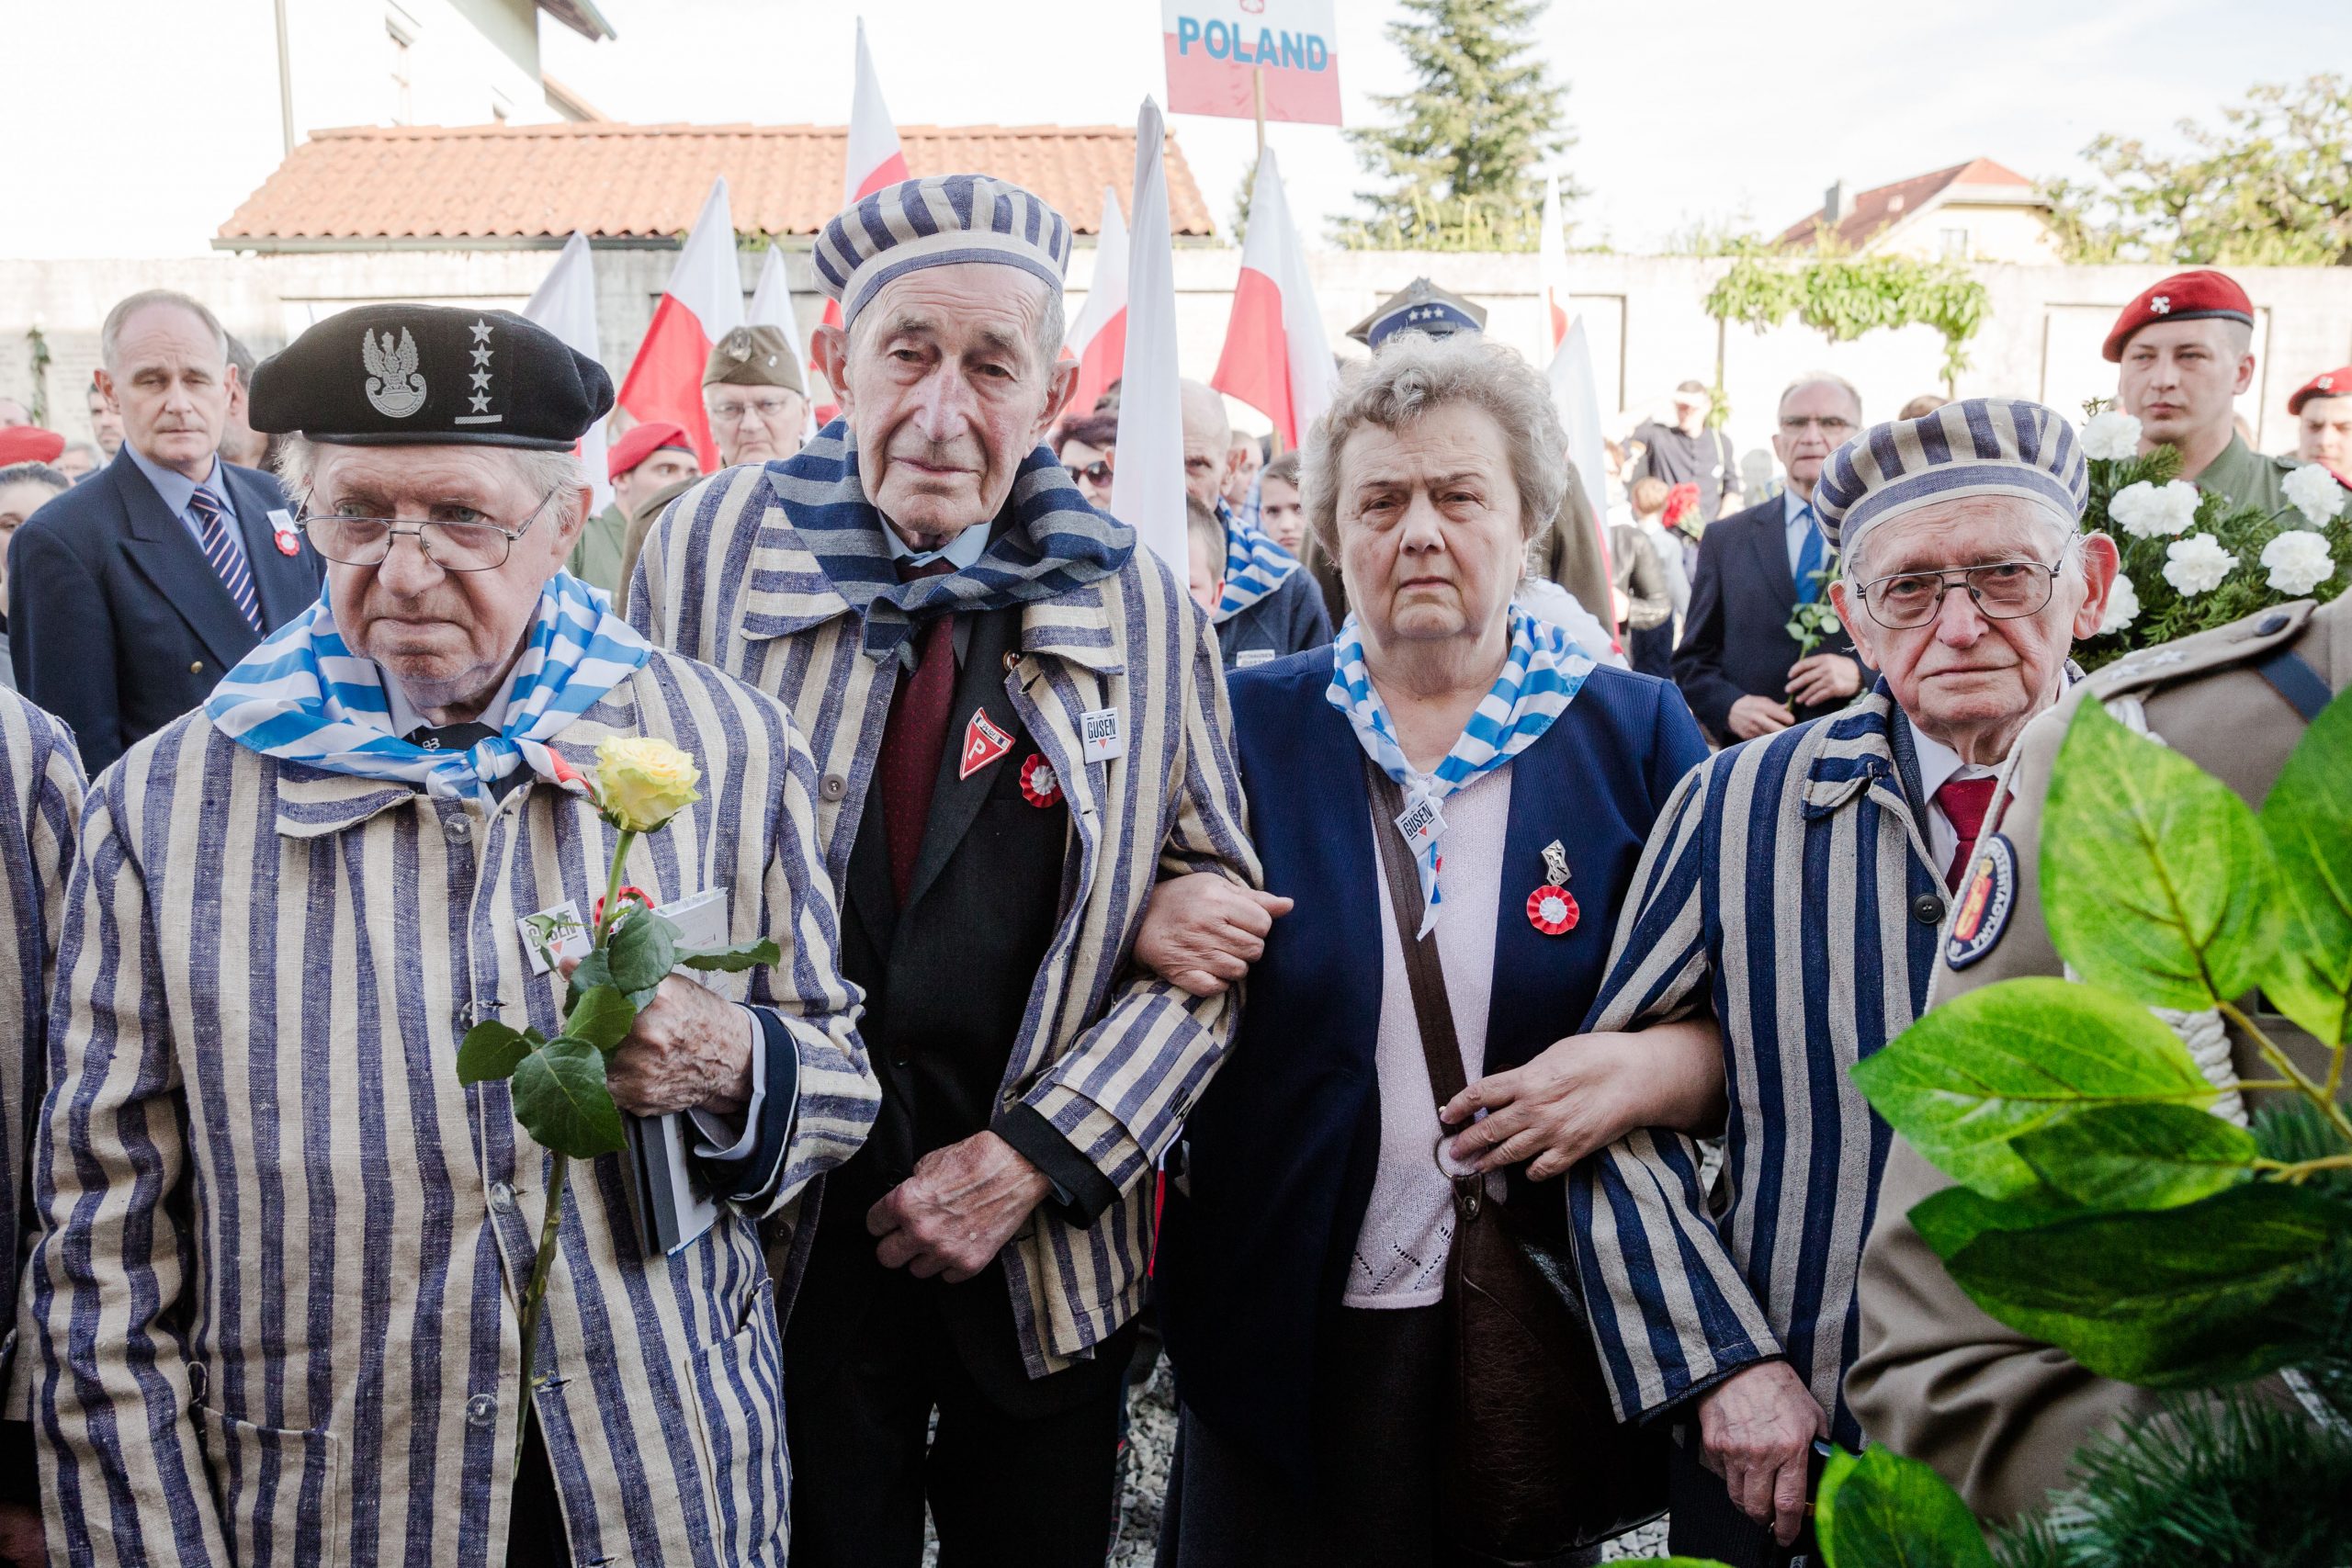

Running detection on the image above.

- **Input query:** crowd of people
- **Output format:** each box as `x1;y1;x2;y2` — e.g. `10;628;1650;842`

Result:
0;169;2341;1568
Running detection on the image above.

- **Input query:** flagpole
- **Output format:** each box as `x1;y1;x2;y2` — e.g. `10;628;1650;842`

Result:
1252;67;1266;164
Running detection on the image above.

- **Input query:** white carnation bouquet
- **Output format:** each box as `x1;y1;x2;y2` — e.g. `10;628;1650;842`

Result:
2075;403;2349;669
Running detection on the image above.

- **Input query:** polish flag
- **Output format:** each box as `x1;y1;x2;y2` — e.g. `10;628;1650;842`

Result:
1109;99;1187;572
1062;185;1129;416
809;17;912;421
1540;175;1571;357
1210;147;1335;449
616;177;743;471
522;230;613;514
1539;173;1618;647
747;243;820;442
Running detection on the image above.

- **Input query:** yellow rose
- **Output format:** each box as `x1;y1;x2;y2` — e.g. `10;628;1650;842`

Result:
593;736;703;833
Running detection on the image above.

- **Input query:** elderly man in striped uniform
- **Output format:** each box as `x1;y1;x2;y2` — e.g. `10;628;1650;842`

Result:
1568;400;2120;1564
21;304;878;1567
632;175;1259;1565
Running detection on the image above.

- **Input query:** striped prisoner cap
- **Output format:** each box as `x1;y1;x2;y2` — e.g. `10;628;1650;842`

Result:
813;174;1073;331
1813;398;2086;554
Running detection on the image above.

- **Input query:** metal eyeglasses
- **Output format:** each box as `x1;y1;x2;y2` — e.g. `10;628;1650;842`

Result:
1855;551;2072;629
299;488;562;571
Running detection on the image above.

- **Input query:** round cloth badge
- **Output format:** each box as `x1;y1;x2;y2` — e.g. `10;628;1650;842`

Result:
1525;839;1578;936
1945;833;2018;970
275;527;302;557
1017;753;1064;808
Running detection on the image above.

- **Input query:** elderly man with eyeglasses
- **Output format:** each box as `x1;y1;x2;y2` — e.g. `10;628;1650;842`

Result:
1563;400;2119;1565
21;303;878;1567
704;324;811;468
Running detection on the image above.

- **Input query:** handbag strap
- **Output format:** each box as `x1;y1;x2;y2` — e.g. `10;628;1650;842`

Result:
1365;759;1472;1108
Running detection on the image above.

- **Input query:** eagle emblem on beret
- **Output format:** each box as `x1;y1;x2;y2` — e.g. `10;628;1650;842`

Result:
361;326;427;419
2151;295;2172;314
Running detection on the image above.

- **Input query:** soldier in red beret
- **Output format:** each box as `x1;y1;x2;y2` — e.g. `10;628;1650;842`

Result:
2289;366;2352;487
567;420;699;594
0;426;66;468
2106;268;2296;515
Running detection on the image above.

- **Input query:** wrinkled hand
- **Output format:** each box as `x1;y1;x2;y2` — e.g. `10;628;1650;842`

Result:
867;1131;1052;1282
1726;694;1795;740
1697;1360;1827;1546
0;1501;40;1568
1785;652;1862;708
1134;873;1294;997
1439;1021;1726;1179
559;957;752;1117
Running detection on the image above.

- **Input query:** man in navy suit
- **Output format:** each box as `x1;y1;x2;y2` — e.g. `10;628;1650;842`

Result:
1672;374;1871;743
8;290;322;773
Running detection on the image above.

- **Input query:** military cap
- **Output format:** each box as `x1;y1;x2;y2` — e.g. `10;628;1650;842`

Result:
248;304;613;451
0;426;66;467
1346;278;1487;349
606;421;694;482
703;324;805;393
2101;269;2254;363
1814;398;2086;554
812;174;1072;331
2288;366;2352;415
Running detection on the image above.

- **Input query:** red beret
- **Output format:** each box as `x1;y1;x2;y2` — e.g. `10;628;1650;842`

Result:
2102;269;2255;362
0;426;67;467
2288;367;2352;415
606;421;694;481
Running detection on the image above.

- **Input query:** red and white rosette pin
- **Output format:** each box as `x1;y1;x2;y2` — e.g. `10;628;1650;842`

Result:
1018;753;1064;808
1525;839;1578;936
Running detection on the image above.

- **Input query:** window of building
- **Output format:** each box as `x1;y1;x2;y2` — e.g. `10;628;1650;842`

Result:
1939;227;1970;260
387;15;416;126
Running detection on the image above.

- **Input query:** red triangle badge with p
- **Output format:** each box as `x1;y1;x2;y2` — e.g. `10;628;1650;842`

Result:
958;707;1014;780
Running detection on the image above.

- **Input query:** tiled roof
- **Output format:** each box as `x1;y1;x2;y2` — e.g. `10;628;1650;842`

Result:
1776;157;2040;252
218;122;1215;244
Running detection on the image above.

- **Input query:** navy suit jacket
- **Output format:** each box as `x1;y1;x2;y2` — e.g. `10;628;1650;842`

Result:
1671;494;1865;740
1154;646;1708;1480
8;448;322;773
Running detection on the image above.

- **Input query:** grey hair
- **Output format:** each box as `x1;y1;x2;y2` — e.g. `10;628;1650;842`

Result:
1778;370;1862;423
100;289;229;371
274;434;586;513
0;461;71;494
1304;333;1569;558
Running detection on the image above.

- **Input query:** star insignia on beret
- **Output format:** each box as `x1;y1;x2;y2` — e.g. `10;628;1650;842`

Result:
470;319;493;343
2152;295;2172;313
2324;376;2337;390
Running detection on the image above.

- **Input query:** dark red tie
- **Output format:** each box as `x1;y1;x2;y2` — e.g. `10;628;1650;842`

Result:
876;559;959;907
1935;776;2000;894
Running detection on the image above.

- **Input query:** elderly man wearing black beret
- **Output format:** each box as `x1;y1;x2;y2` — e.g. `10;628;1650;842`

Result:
21;304;879;1567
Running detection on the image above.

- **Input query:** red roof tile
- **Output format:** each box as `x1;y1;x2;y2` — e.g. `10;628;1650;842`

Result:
218;122;1216;244
1775;157;2039;252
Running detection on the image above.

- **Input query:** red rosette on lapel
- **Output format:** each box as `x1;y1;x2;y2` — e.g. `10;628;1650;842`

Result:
1018;753;1064;808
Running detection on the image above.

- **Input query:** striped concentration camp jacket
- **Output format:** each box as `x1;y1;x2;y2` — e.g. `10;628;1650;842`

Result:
1569;686;1943;1447
23;650;880;1567
0;691;85;1411
633;460;1259;1379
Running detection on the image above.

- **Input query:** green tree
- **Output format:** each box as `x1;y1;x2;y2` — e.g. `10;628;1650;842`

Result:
2041;73;2352;266
1334;0;1575;252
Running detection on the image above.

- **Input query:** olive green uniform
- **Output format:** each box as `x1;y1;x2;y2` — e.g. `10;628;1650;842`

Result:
2190;431;2299;517
1846;594;2349;1523
568;502;628;596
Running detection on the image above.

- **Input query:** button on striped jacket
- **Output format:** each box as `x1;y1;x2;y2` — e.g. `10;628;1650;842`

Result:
1568;690;1940;1446
23;649;880;1567
632;463;1259;1378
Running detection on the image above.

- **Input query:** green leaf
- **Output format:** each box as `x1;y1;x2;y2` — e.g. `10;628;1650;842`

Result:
566;947;659;1014
2042;698;2278;1011
1851;978;2218;1199
1815;1446;1993;1568
564;984;638;1055
510;1035;627;1157
457;1020;531;1085
1926;1182;2338;1387
1906;1186;2077;1258
2012;1102;2256;1211
2256;686;2352;1046
674;938;782;974
604;909;679;998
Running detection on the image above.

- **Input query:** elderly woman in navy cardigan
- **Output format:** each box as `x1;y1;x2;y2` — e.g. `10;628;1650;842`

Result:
1142;334;1721;1566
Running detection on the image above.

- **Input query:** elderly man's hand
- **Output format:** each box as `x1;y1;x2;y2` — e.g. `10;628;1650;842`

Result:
1785;652;1863;708
1726;694;1795;739
1439;1019;1726;1179
558;957;752;1117
1697;1360;1827;1546
1134;873;1294;997
867;1132;1052;1282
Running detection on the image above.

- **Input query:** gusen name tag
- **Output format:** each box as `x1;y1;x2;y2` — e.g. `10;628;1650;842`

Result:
1393;795;1446;856
1080;706;1126;762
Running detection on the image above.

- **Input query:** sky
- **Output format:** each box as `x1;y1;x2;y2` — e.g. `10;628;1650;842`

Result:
539;0;2350;252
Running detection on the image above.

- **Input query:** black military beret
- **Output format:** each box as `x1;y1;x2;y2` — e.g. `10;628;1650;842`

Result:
248;304;613;451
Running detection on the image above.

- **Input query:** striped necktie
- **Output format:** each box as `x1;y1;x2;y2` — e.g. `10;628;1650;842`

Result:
1793;503;1826;604
189;484;265;635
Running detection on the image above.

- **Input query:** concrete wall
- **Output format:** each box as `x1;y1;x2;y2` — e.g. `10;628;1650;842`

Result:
6;246;2348;473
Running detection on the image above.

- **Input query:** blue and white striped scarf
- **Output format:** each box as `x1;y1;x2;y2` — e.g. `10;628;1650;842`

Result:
1329;604;1596;936
206;572;652;807
772;420;1136;660
1212;500;1300;624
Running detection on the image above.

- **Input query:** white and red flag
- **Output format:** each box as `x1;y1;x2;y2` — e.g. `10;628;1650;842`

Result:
809;17;910;420
1109;99;1188;573
1061;185;1130;416
1210;147;1335;450
747;243;820;441
522;230;613;514
616;177;743;471
1539;174;1614;594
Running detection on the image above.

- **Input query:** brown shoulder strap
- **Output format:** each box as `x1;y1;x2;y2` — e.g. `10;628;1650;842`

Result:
1364;759;1472;1106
